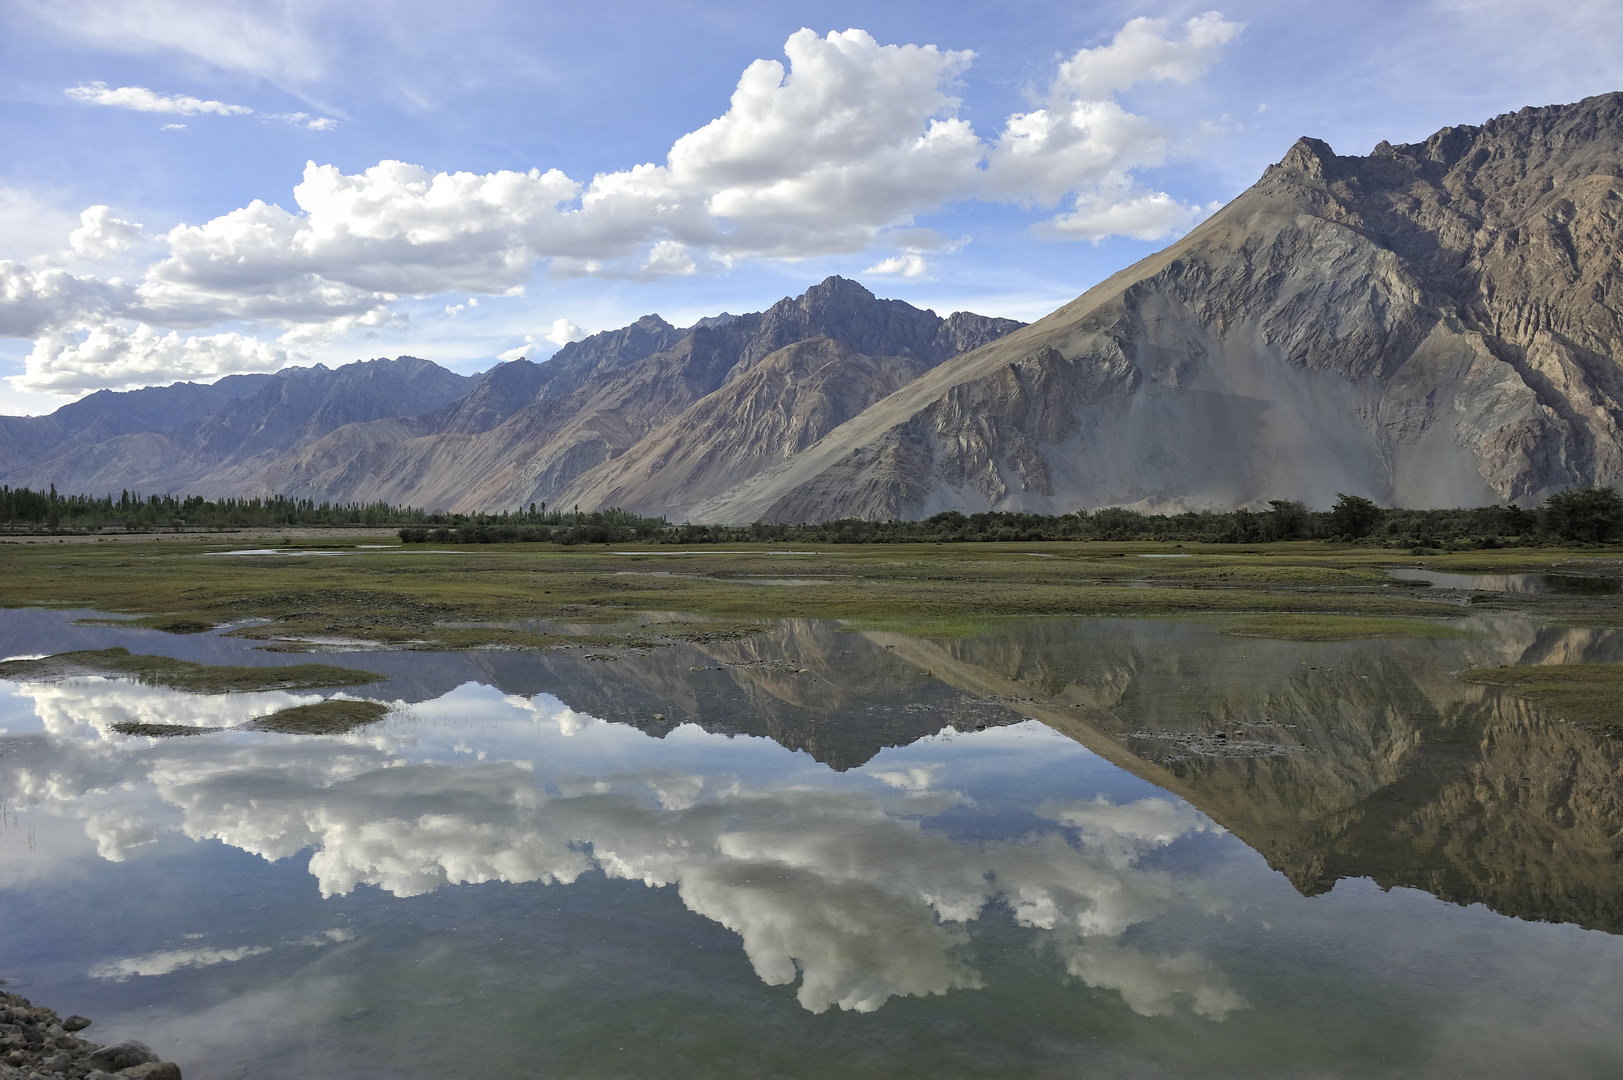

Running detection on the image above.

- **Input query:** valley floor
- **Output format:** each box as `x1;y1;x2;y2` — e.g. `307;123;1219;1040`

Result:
3;536;1620;652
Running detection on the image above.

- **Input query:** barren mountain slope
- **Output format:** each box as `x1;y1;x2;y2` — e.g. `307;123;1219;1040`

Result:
558;338;933;518
693;92;1623;523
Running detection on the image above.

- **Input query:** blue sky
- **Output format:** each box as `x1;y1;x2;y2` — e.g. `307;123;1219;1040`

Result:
1;0;1620;415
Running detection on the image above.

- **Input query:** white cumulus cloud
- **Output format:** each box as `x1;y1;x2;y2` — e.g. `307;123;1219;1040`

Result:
4;17;1243;398
641;240;697;276
70;205;148;257
17;323;293;393
545;318;584;347
0;261;130;337
66;81;253;116
983;12;1241;240
864;251;930;278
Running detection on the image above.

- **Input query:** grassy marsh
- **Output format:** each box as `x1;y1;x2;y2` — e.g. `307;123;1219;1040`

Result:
2;537;1620;651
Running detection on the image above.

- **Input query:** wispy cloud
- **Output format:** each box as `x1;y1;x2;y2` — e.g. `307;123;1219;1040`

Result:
66;84;338;130
66;81;251;116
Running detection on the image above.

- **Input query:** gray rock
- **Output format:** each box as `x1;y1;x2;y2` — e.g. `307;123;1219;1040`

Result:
88;1041;159;1071
117;1062;182;1080
62;1016;92;1032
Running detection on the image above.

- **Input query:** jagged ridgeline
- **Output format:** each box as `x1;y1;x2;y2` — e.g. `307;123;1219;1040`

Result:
0;279;1022;519
5;93;1623;521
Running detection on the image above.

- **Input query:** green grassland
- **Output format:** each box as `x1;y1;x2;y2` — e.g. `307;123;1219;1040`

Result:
4;536;1619;650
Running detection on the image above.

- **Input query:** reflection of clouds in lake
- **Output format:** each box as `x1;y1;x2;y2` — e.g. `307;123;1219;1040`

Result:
0;679;1242;1018
94;945;273;980
1039;795;1221;865
869;763;943;792
84;808;159;861
1051;939;1245;1019
500;692;594;735
22;678;322;738
92;929;354;981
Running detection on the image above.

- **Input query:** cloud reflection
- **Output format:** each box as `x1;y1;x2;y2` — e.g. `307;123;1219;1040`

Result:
0;678;1243;1018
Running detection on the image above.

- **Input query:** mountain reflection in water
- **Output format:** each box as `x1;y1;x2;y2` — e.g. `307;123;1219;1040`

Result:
1;611;1621;1078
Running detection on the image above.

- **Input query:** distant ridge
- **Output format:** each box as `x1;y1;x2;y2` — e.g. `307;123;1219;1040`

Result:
0;279;1022;515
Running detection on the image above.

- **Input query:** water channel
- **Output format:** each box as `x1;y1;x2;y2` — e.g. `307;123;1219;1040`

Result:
1;609;1620;1078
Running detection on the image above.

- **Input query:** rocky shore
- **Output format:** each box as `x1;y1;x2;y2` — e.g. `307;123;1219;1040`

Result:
0;993;179;1079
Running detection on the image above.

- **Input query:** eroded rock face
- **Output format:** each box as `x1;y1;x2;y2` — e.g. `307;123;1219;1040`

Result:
695;92;1623;522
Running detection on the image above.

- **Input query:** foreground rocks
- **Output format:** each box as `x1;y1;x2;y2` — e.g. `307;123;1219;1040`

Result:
0;993;179;1080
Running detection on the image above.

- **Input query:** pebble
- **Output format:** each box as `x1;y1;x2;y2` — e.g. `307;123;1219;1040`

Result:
0;990;182;1079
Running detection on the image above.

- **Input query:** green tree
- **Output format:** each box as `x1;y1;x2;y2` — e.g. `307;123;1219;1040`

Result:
1330;493;1382;538
1263;499;1309;540
1541;486;1623;543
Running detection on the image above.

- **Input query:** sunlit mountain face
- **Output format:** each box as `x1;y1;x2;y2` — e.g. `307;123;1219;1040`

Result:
2;610;1622;1077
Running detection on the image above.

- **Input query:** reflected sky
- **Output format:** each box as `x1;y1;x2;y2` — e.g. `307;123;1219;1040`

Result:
1;611;1622;1078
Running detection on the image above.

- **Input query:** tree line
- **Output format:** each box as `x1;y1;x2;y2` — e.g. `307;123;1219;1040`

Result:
0;486;432;531
4;484;1619;549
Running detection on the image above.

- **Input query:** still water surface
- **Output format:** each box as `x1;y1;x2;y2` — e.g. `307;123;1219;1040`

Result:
1;609;1621;1078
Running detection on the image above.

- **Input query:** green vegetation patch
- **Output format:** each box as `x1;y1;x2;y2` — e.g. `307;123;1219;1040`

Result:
0;647;384;693
1222;614;1473;641
1458;663;1623;727
245;698;390;734
110;722;222;737
1161;564;1391;586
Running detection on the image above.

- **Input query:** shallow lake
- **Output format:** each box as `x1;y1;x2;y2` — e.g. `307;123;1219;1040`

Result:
2;609;1621;1078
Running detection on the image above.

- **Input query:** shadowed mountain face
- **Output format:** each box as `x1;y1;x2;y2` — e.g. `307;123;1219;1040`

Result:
696;92;1623;521
0;279;1020;515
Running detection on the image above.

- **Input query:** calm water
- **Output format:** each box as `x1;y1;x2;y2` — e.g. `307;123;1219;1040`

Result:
2;609;1622;1078
1388;567;1623;594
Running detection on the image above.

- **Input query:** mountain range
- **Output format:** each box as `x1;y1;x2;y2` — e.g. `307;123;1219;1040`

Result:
6;91;1623;520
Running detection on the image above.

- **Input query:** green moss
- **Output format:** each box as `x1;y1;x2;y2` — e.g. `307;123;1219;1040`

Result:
0;647;384;693
245;698;390;734
1222;614;1474;641
1458;663;1623;726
